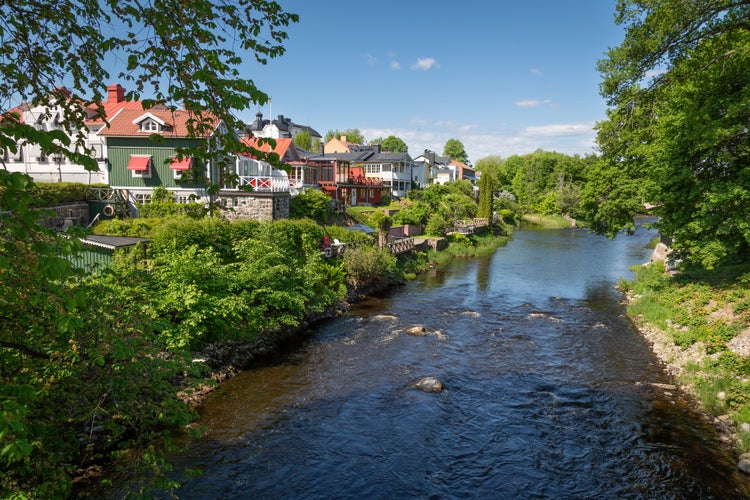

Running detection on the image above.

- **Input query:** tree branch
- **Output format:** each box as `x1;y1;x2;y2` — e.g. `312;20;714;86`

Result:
0;341;50;359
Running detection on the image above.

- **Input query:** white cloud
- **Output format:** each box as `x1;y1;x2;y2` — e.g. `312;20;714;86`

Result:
522;122;594;137
390;61;401;70
363;53;378;66
362;120;597;164
530;68;543;76
410;57;439;71
515;99;555;108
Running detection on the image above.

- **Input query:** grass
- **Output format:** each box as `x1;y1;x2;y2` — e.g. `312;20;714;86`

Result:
521;213;576;229
426;229;511;266
625;259;750;452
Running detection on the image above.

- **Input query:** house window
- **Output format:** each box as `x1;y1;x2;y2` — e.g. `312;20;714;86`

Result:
238;157;261;177
134;193;152;204
140;119;161;133
365;164;381;175
170;156;192;180
320;163;334;183
128;155;152;178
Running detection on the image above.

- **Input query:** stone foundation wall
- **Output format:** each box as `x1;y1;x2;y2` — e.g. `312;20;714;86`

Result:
39;203;90;230
218;192;290;222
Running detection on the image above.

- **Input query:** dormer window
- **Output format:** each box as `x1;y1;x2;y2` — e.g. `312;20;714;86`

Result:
140;119;161;132
132;112;167;133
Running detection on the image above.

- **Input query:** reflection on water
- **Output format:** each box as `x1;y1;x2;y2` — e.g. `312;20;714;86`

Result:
128;221;750;498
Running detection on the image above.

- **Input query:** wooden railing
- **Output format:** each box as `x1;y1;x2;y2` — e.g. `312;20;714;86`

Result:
387;237;415;255
237;175;290;192
448;218;489;235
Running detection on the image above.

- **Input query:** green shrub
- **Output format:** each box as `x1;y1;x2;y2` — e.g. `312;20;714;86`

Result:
138;201;207;219
290;188;331;223
323;225;372;245
392;201;430;226
29;182;104;206
93;217;161;237
343;244;396;286
425;213;449;237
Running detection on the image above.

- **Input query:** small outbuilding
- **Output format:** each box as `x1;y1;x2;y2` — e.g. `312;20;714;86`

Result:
72;235;151;272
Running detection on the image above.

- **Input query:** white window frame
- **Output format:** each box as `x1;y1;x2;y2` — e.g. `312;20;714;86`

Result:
140;119;161;133
130;156;153;178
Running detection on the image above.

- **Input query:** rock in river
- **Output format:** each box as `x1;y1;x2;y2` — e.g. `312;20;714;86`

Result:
406;325;427;336
414;377;443;393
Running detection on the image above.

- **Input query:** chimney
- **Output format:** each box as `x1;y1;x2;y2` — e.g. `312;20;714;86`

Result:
341;135;347;143
319;141;325;156
106;84;125;103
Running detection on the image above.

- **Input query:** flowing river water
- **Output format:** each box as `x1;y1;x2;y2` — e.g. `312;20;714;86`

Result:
142;221;750;498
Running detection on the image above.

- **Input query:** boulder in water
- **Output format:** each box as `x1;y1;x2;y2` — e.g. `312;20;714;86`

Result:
739;453;750;474
414;377;443;393
406;325;427;336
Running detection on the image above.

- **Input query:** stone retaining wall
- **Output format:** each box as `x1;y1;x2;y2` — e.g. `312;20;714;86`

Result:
218;192;290;221
39;202;90;230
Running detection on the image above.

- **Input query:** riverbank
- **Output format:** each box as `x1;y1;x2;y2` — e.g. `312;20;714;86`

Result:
522;213;578;229
179;275;395;409
624;253;750;469
179;229;512;410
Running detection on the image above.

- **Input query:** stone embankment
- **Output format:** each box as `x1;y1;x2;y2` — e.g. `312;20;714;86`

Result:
633;245;750;474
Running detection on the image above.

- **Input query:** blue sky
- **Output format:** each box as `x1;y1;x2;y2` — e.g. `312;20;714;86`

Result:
240;0;625;163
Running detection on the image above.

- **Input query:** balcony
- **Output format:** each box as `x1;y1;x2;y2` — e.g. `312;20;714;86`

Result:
236;174;290;192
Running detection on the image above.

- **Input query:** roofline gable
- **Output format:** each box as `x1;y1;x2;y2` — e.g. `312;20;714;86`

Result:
132;112;166;126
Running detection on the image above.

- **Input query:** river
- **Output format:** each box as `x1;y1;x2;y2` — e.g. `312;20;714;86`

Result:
148;221;750;498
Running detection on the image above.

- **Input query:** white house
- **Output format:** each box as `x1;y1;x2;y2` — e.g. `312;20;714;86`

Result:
3;84;144;185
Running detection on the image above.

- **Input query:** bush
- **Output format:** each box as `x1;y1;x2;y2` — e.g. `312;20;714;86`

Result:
323;225;372;245
425;213;449;237
138;201;207;219
30;182;105;206
343;244;396;286
392;201;430;226
289;188;331;223
93;217;162;237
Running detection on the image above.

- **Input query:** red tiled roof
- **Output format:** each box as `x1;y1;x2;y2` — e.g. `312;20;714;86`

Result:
98;108;220;138
84;84;144;126
241;137;295;160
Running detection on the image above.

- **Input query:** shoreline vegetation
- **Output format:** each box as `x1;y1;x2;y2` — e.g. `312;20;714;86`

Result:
623;251;750;471
68;214;515;496
181;226;514;410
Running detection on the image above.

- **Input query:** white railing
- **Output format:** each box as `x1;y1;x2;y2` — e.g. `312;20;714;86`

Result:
237;175;290;192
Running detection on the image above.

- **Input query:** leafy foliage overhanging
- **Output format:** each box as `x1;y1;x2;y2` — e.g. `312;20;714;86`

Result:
584;0;750;269
0;0;300;496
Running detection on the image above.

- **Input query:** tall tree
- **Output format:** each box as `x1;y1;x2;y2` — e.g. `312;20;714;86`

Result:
443;138;469;164
586;0;750;269
0;1;298;495
474;155;505;188
379;135;408;153
294;130;312;151
325;128;364;145
477;172;494;220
